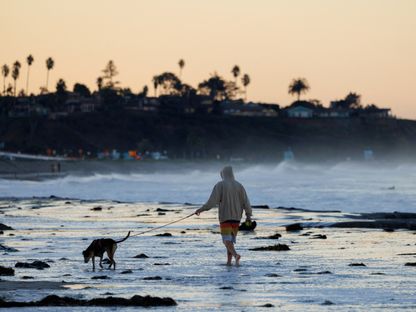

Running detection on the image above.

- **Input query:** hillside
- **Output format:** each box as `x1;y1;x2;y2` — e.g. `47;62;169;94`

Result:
1;112;416;161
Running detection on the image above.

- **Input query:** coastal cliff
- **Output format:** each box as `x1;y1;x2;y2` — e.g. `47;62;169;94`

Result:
1;112;416;161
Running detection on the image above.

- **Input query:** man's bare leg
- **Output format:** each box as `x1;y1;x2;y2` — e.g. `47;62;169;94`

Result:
227;251;232;266
224;241;240;265
235;253;241;266
224;241;233;265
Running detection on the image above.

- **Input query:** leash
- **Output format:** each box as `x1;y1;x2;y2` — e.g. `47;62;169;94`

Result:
130;212;196;237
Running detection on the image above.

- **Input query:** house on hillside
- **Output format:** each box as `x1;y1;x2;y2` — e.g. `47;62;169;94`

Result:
357;106;391;118
316;108;351;118
221;101;279;117
284;102;315;118
8;97;49;117
284;100;392;119
8;97;31;117
138;97;160;112
65;98;97;113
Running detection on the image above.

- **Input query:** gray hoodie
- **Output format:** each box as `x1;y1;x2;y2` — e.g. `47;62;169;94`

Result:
197;166;252;223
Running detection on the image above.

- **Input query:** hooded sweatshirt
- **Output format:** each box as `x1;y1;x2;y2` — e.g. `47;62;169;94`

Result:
197;166;252;223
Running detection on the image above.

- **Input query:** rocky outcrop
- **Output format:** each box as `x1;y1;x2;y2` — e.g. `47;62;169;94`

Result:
134;253;149;258
155;233;172;237
250;244;290;251
0;294;177;307
0;224;13;231
255;233;282;240
285;223;303;232
0;266;14;276
0;244;18;252
15;261;50;270
349;263;366;267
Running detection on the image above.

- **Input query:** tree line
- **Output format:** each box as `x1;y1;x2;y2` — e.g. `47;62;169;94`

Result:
1;55;55;97
2;56;372;111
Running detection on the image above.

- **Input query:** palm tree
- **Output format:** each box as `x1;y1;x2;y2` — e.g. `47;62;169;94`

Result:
288;78;310;101
26;54;34;94
152;75;161;97
11;61;21;97
45;57;55;91
231;65;240;85
178;59;185;79
241;74;250;102
96;77;103;91
1;64;9;95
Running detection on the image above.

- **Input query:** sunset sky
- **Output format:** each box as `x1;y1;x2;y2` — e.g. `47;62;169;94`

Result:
2;0;416;118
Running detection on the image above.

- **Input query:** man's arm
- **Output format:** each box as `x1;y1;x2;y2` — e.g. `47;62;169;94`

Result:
241;186;253;220
195;183;221;215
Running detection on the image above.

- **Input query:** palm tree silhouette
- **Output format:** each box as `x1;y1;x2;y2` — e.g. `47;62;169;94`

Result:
288;78;310;101
178;59;185;79
152;75;161;97
231;65;240;85
11;61;21;97
1;64;9;95
241;74;250;102
26;54;34;95
45;57;55;91
96;77;103;91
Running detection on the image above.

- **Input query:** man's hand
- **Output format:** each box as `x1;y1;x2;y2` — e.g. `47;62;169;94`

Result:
245;215;252;222
195;209;201;216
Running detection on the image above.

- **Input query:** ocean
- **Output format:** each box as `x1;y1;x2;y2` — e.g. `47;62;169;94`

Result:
1;161;415;213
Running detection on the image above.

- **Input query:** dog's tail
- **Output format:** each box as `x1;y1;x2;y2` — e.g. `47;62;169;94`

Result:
116;231;131;244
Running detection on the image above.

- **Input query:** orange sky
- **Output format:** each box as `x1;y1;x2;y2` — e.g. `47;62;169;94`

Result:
1;0;416;118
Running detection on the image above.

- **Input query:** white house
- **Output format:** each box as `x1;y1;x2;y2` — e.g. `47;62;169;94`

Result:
285;105;314;118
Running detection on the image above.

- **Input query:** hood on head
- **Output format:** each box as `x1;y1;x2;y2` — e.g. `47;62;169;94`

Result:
220;166;235;180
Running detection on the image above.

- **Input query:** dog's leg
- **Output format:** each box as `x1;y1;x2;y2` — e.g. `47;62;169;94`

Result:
99;256;103;269
108;253;115;269
112;244;117;270
92;256;95;271
108;245;117;270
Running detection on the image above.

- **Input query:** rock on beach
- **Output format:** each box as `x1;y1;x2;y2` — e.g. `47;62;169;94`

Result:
0;294;177;307
0;224;13;231
250;244;290;251
0;266;14;276
15;261;50;270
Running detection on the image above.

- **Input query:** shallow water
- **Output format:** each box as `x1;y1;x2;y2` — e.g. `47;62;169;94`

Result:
1;198;416;311
1;161;416;310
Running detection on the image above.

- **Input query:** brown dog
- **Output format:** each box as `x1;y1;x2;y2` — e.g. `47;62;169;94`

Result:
82;231;130;271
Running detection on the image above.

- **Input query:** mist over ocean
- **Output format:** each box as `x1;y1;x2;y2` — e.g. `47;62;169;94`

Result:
1;161;415;213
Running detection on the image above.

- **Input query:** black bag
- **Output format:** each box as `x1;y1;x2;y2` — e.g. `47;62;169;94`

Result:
239;220;257;231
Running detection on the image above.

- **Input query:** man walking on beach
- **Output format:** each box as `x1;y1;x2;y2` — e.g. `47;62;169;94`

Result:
195;166;252;266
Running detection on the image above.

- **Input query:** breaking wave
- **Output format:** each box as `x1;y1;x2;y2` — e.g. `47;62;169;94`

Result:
1;161;415;213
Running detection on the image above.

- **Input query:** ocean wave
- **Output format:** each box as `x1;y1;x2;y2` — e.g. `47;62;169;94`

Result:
0;161;415;213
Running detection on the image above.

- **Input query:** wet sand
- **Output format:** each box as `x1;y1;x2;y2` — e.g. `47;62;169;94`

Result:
0;280;69;291
1;198;416;310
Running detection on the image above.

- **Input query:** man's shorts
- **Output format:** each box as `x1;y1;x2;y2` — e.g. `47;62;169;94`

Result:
220;220;240;244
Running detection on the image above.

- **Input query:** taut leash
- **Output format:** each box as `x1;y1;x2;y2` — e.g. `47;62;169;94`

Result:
130;212;195;237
